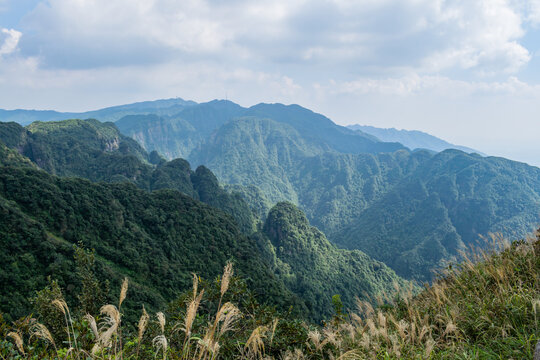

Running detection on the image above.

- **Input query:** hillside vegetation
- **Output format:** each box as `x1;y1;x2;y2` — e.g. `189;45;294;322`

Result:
112;100;540;283
257;202;410;322
0;120;256;233
0;119;413;328
0;165;302;323
2;229;537;359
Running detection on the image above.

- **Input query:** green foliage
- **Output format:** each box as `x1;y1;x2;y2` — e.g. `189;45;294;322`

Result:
334;150;540;281
259;202;411;323
0;119;256;234
74;244;109;315
30;278;65;341
0;166;300;324
3;232;536;359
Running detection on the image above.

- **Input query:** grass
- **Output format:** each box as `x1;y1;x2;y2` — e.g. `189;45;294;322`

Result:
1;232;539;359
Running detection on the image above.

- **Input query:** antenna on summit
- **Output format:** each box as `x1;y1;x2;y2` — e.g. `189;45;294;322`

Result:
225;91;228;101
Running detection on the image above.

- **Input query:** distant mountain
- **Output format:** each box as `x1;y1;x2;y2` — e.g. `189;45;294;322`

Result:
348;124;482;154
0;98;196;125
116;100;403;162
115;100;245;159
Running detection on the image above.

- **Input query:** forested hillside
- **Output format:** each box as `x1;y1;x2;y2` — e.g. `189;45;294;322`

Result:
0;165;301;322
256;202;410;322
0;120;256;233
109;100;540;282
334;149;540;280
0;118;413;327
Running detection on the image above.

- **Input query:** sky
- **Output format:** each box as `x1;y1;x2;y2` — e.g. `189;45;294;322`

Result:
1;0;540;166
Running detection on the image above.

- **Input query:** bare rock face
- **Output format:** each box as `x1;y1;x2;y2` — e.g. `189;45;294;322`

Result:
104;136;120;152
534;340;540;360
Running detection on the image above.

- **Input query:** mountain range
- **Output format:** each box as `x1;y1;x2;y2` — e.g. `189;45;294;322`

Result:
347;124;482;154
95;99;540;282
1;98;539;286
0;119;408;323
0;98;196;125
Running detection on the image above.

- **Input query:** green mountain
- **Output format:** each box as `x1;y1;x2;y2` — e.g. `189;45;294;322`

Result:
0;120;256;233
115;100;245;159
244;103;402;154
348;124;482;154
334;150;540;281
257;202;409;322
111;100;540;283
0;118;416;324
0;165;300;322
115;100;403;163
191;117;330;204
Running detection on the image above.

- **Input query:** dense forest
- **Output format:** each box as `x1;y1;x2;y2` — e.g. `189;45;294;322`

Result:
0;119;408;327
1;99;539;358
110;100;540;281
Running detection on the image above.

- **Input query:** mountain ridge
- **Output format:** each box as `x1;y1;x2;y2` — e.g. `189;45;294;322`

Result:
348;124;482;155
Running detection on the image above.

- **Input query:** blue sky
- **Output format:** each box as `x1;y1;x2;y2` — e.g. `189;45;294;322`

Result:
1;0;540;166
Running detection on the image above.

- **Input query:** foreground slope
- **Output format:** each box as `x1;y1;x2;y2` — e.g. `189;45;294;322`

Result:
2;211;536;359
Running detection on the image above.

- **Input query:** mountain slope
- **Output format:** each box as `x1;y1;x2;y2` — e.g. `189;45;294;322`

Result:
116;100;404;163
191;117;331;203
115;100;245;159
256;202;410;322
246;103;403;154
0;120;257;233
112;100;540;284
189;120;540;282
348;124;481;154
0;166;301;321
334;150;540;281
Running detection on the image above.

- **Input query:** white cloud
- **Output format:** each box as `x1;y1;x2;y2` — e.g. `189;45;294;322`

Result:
326;74;540;98
14;0;534;77
0;28;22;57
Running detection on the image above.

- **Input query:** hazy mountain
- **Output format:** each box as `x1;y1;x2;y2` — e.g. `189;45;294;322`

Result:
0;98;196;125
115;100;245;159
116;100;404;162
348;124;482;154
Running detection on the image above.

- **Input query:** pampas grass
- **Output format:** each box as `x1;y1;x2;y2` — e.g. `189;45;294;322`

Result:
2;232;537;359
7;331;24;355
